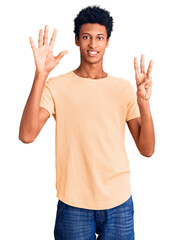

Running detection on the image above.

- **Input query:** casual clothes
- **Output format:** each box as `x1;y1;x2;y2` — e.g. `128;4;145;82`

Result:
54;195;135;239
40;70;140;210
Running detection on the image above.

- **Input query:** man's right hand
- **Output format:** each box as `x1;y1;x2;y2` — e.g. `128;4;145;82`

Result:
29;25;68;75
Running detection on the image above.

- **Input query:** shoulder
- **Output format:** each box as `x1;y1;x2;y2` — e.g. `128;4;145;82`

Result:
108;74;135;89
45;71;72;86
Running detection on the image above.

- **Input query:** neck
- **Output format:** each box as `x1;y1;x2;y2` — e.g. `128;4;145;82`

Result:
74;60;107;79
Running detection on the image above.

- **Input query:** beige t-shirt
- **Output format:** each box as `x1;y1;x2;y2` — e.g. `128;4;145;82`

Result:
40;70;140;210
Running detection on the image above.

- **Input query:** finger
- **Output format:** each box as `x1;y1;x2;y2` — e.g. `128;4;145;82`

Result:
29;36;36;51
134;57;139;75
144;77;152;84
49;29;57;47
38;29;43;47
138;77;152;90
55;50;69;64
43;25;49;45
140;54;145;73
144;80;153;91
146;60;154;77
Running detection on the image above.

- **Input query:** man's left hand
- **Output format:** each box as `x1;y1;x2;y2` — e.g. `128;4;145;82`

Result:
134;54;153;103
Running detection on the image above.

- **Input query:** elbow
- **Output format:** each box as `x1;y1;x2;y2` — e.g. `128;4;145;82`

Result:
139;145;155;158
18;134;35;144
18;126;38;144
140;151;154;157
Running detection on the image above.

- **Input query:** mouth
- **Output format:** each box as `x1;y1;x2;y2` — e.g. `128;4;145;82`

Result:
87;50;99;57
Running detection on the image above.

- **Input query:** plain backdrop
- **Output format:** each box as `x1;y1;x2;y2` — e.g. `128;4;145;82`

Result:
0;0;174;239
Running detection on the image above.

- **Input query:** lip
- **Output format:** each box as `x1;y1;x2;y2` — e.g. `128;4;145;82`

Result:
87;50;99;57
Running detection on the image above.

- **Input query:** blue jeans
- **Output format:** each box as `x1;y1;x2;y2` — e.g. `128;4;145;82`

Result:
54;195;135;240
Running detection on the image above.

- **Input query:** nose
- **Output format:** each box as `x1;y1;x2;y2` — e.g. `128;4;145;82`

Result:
88;38;97;49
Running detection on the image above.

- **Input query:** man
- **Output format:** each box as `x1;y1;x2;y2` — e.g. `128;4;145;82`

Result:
19;5;155;240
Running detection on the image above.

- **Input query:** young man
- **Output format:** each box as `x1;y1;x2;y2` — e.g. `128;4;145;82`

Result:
19;5;155;240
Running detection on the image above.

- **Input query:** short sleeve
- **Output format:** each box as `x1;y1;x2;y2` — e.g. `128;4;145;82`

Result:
40;80;55;117
126;83;140;122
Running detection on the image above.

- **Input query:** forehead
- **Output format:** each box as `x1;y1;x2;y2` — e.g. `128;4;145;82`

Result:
79;23;107;35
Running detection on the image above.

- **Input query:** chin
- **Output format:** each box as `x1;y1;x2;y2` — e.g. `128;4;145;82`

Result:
85;56;103;64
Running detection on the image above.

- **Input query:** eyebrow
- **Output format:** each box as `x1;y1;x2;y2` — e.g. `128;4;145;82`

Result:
81;33;105;36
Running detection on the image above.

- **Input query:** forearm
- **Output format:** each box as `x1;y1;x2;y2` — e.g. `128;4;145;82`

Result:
138;100;155;156
19;71;48;142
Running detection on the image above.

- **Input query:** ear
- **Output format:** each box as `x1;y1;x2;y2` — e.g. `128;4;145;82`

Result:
106;38;110;48
75;35;80;46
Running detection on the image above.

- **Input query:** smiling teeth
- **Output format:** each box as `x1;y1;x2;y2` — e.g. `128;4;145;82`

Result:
89;51;97;54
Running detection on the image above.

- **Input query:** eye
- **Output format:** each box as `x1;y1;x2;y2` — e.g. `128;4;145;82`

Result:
83;36;90;39
98;37;103;40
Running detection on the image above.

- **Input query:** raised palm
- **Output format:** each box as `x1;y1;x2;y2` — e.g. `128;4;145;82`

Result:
29;25;68;74
134;54;153;102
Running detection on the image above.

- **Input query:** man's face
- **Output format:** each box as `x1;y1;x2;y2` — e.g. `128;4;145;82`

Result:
75;23;110;64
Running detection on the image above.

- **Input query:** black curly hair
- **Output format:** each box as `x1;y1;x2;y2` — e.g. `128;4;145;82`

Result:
73;5;114;41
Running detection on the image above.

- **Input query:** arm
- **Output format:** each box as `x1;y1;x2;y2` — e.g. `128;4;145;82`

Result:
127;54;155;157
18;25;68;143
138;100;155;156
127;101;155;157
18;71;49;143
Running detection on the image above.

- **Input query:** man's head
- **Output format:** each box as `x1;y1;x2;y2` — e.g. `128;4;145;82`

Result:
73;5;114;64
73;5;114;42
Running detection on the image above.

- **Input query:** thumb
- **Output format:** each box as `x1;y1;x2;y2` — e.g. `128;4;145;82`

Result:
140;77;152;89
55;50;68;64
29;36;36;52
145;77;152;82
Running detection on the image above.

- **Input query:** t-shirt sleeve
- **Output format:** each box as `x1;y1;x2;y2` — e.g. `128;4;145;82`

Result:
40;79;55;117
126;82;140;122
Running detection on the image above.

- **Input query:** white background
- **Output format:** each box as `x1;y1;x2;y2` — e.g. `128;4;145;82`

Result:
0;0;173;239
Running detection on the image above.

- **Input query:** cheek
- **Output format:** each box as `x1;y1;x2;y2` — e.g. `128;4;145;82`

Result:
100;42;108;50
79;43;88;51
99;46;107;54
